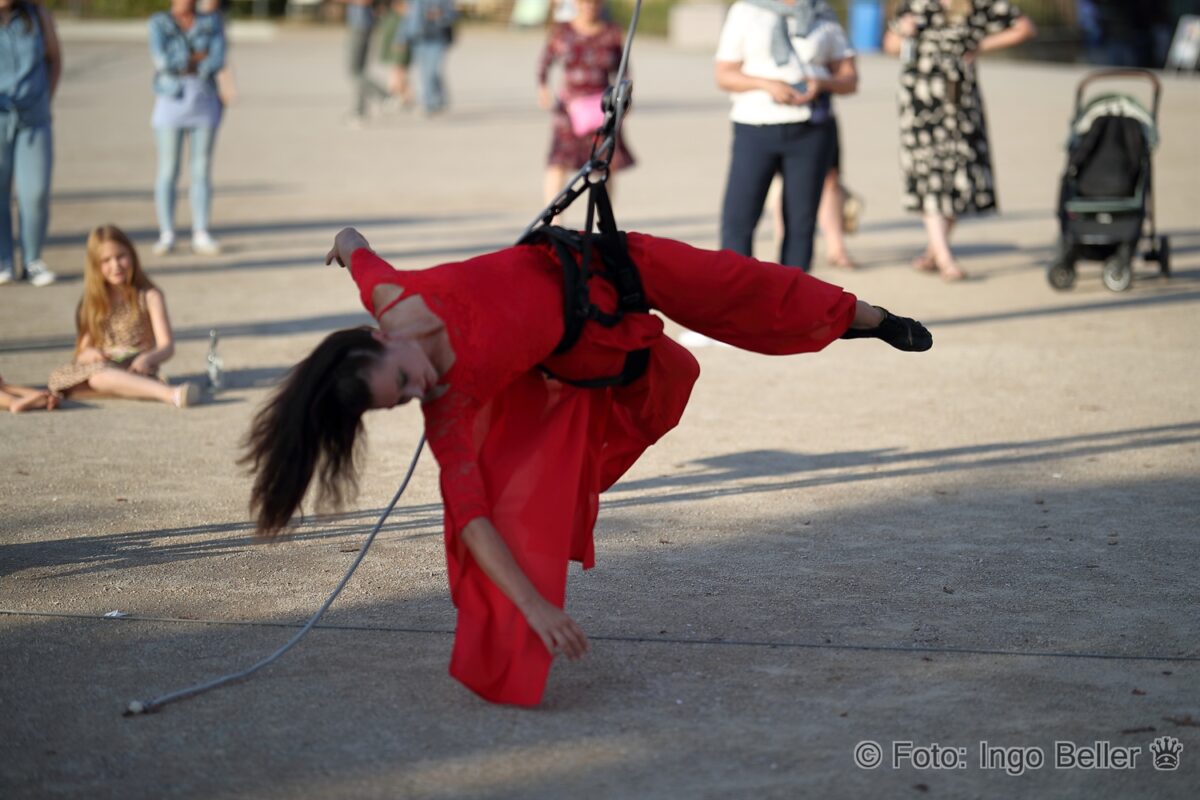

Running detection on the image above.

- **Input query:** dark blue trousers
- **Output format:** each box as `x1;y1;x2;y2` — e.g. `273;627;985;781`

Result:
720;119;835;271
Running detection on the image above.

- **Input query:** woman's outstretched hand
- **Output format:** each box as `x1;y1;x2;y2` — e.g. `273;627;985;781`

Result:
459;516;592;661
523;596;590;660
325;227;372;268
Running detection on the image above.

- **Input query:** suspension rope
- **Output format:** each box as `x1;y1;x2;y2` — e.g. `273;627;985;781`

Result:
123;437;425;716
125;1;647;717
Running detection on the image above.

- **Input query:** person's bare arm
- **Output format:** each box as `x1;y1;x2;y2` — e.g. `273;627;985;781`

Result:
883;13;917;57
130;288;176;374
715;60;805;105
75;332;106;364
460;516;590;659
811;55;857;96
978;15;1036;54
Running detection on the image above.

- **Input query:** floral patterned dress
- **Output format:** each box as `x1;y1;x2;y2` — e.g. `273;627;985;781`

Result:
537;22;635;171
893;0;1024;217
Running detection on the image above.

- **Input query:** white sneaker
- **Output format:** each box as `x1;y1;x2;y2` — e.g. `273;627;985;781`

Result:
152;232;176;256
191;231;222;256
0;267;14;285
25;259;57;287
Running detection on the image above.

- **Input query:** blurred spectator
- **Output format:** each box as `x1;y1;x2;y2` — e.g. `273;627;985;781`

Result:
1088;0;1173;68
884;1;1035;281
537;0;633;205
715;0;858;272
0;0;61;287
769;103;860;270
379;0;415;109
149;0;226;256
338;0;389;125
405;0;457;115
199;0;237;105
48;225;200;408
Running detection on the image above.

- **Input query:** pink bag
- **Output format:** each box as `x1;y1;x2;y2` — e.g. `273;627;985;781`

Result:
564;92;605;137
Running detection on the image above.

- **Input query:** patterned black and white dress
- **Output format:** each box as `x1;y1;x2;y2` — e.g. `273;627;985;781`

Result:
893;0;1024;217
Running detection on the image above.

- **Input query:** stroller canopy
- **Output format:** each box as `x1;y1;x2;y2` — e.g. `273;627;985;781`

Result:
1071;93;1159;150
1067;93;1158;200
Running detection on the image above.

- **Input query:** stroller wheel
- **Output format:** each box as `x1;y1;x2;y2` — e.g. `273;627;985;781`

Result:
1159;235;1170;276
1047;260;1076;291
1102;248;1134;292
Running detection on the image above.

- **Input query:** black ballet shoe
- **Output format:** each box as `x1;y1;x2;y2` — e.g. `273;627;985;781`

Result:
840;306;933;352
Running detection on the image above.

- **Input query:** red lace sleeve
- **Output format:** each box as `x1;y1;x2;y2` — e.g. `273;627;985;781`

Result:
423;391;491;536
348;248;404;317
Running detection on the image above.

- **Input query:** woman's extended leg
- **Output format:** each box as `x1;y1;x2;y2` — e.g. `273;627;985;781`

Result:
626;232;858;355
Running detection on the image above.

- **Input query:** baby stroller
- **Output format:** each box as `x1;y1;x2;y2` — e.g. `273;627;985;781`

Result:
1048;69;1168;292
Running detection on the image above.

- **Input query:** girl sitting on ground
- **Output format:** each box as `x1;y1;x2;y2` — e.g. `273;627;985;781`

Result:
47;225;200;407
0;373;58;413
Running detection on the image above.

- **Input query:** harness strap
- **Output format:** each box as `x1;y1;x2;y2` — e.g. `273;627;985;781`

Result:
519;183;650;388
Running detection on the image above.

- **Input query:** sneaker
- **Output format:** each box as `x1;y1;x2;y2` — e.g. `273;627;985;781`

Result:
0;267;14;285
152;232;176;256
173;382;201;408
191;231;222;256
25;259;57;287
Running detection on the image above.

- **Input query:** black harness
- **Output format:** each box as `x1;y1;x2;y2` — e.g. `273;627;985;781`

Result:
519;181;651;389
515;6;648;389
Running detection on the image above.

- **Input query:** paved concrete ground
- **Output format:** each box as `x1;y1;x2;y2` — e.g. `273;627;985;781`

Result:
2;22;1198;800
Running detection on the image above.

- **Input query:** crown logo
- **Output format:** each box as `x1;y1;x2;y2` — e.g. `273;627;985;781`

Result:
1149;736;1183;771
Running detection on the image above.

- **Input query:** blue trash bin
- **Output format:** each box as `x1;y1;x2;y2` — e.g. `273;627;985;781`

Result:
849;0;883;54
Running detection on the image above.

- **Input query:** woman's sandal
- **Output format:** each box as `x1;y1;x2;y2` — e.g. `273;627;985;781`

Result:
827;254;858;270
840;307;933;352
938;262;968;282
912;254;939;273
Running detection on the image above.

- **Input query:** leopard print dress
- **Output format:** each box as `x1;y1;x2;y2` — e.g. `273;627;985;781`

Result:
48;291;158;394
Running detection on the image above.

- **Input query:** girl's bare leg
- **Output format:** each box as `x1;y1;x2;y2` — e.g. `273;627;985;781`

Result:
818;168;854;269
1;376;59;412
86;368;178;405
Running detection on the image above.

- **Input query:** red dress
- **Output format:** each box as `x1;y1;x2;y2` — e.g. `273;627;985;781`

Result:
349;233;857;705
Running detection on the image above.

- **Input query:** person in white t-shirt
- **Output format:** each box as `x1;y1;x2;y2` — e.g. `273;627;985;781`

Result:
715;0;857;271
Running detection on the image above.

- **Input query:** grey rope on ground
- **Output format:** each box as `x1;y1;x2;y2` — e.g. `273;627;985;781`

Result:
6;609;1194;666
121;435;426;716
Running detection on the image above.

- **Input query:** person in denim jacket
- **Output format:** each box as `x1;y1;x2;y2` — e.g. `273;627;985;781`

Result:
0;0;62;287
405;0;457;114
148;0;226;256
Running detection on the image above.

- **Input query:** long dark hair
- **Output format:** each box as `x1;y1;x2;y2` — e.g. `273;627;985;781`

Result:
242;327;383;536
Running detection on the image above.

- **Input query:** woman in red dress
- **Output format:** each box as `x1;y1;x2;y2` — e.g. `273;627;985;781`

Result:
243;226;931;706
537;0;635;205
